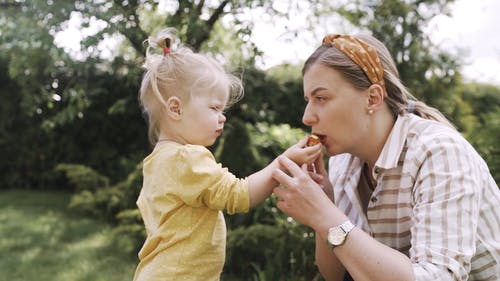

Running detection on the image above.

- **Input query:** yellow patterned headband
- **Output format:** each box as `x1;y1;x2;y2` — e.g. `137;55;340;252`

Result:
322;34;386;94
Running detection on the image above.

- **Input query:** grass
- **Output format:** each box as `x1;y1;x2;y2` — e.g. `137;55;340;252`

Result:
0;189;137;281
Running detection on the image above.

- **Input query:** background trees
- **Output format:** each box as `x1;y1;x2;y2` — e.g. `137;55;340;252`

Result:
1;0;498;279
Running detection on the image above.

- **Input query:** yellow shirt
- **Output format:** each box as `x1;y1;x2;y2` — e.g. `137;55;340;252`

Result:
133;142;250;281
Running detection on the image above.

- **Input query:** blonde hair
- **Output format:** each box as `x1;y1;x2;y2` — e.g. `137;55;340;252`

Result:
303;34;454;128
139;28;244;145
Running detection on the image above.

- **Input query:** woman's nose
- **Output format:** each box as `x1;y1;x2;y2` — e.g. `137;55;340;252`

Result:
302;103;316;126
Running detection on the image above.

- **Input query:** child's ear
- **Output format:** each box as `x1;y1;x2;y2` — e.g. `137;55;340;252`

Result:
165;96;182;120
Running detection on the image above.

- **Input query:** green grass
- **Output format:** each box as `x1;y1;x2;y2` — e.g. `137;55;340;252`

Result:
0;189;137;281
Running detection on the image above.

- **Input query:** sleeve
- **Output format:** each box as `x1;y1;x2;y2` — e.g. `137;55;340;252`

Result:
172;145;250;214
409;134;481;281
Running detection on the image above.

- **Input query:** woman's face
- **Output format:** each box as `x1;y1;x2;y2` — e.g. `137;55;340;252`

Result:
302;63;371;156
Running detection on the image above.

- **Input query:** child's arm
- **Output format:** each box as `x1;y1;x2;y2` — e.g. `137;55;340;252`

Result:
246;137;322;208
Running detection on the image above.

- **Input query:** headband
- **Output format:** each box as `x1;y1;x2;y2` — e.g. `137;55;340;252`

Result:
322;34;386;94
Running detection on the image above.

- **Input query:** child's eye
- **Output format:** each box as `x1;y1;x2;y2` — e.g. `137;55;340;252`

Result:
211;106;223;112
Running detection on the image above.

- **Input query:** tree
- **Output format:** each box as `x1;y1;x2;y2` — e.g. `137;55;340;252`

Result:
461;82;500;183
332;0;462;117
0;0;310;188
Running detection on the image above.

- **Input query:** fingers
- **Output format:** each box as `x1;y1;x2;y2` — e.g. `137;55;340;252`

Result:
277;155;305;177
273;185;285;199
301;145;323;165
308;171;324;184
297;137;322;151
313;150;327;175
297;136;308;147
272;166;292;186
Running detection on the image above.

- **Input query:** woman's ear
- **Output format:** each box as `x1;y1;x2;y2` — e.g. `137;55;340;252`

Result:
165;96;182;120
367;84;385;113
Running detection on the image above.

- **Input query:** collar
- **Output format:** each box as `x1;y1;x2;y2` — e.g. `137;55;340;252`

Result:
373;114;410;174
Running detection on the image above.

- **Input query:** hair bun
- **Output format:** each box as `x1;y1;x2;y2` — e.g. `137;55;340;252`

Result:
146;28;176;52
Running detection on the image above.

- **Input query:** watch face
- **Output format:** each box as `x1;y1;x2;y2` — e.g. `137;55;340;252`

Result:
328;227;346;246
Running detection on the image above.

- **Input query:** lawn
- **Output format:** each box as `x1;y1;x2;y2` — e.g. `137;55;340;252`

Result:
0;189;137;281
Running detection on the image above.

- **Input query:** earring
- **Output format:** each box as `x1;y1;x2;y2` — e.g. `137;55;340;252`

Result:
368;109;374;114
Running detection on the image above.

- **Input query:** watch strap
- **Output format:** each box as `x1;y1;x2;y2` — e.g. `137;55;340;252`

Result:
339;220;355;233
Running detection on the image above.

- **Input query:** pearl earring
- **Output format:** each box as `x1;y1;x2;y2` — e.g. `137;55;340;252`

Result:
368;109;374;114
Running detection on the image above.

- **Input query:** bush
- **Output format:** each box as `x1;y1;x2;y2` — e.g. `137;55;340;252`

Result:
223;214;318;281
56;162;143;223
55;163;110;192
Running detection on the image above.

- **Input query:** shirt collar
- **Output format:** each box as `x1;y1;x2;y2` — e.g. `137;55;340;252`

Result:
373;114;409;172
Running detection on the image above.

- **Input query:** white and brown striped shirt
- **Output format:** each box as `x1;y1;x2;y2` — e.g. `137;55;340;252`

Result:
329;113;500;281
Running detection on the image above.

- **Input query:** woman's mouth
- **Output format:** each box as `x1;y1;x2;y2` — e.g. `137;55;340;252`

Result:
312;133;326;144
312;132;326;146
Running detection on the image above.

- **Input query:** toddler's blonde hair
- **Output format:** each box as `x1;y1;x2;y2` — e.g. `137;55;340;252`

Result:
139;28;244;145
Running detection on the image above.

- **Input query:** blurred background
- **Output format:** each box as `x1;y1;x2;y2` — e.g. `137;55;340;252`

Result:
0;0;498;280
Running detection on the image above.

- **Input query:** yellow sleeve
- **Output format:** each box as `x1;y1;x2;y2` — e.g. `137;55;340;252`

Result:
172;145;250;214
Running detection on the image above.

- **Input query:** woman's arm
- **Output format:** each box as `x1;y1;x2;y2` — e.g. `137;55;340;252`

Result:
315;232;346;281
272;155;415;281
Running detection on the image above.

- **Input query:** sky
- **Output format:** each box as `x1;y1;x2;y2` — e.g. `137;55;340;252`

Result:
55;0;500;85
251;0;500;85
426;0;500;85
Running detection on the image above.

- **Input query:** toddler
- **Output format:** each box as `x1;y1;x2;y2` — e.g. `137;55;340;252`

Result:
133;29;322;281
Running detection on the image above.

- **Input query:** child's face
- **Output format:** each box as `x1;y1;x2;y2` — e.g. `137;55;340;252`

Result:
179;89;229;147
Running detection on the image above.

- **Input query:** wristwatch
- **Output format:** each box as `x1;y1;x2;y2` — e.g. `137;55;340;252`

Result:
327;220;355;249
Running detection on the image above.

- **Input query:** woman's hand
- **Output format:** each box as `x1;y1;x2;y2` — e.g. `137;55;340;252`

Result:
272;155;337;229
308;150;334;201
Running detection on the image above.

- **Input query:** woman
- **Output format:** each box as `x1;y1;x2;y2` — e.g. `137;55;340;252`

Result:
272;34;500;281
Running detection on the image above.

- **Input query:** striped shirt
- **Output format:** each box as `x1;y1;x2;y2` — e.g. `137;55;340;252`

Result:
329;113;500;281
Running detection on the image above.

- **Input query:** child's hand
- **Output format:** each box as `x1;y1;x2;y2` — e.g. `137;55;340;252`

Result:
283;136;322;166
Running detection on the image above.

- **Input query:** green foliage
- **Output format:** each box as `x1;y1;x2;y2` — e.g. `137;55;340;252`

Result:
473;108;500;183
114;208;146;254
218;124;318;280
0;189;136;281
216;117;262;177
55;163;110;191
227;65;306;129
224;216;318;281
56;162;145;253
0;0;310;190
222;123;306;228
66;163;143;221
461;83;500;183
